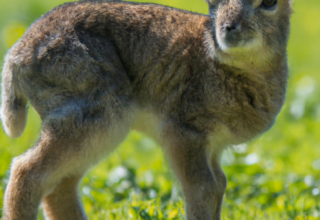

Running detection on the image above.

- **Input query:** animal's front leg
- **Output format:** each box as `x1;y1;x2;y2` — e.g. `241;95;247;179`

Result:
161;122;227;220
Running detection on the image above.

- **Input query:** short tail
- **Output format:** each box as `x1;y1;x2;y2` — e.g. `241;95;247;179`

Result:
1;53;28;138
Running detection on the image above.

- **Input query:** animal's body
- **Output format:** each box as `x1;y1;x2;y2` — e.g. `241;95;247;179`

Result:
0;0;293;219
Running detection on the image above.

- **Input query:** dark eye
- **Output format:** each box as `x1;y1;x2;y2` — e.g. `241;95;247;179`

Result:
261;0;277;8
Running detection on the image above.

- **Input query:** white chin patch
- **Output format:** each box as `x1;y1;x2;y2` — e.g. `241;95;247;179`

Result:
216;32;263;52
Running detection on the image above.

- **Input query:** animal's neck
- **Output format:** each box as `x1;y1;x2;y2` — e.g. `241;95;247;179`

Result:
218;51;288;115
215;44;287;76
204;26;289;119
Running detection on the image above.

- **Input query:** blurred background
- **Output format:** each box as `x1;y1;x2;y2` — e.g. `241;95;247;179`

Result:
0;0;319;219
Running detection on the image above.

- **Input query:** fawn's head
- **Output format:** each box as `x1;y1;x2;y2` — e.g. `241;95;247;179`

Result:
206;0;293;69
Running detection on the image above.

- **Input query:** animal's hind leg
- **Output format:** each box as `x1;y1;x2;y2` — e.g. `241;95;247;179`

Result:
3;114;129;220
3;129;90;220
42;175;87;220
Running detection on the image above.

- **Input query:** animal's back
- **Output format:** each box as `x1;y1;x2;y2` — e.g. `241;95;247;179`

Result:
2;1;211;137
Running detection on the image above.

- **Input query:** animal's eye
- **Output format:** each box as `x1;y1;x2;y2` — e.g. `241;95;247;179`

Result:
261;0;277;8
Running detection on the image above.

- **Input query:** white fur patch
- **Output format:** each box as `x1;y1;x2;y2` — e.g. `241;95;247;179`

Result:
216;29;228;52
204;30;215;59
216;31;263;53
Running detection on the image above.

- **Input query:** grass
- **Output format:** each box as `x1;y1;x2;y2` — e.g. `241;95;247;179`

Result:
1;0;320;219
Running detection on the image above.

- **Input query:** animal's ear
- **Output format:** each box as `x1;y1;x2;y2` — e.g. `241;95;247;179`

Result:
205;0;220;7
289;0;294;7
288;0;294;14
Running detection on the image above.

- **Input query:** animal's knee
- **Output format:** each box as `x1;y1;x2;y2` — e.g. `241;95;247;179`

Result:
9;154;60;198
195;169;227;200
212;168;227;197
10;155;42;184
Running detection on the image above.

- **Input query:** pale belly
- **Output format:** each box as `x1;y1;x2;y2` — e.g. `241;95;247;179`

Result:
130;109;246;153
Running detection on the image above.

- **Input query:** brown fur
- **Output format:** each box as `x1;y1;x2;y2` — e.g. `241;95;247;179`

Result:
1;0;293;219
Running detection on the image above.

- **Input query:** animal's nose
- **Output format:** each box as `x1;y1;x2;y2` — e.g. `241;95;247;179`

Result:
223;22;240;33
